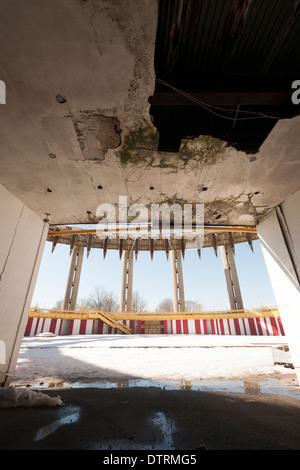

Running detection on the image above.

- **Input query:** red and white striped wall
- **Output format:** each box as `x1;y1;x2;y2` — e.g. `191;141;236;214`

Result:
24;315;285;337
164;316;285;336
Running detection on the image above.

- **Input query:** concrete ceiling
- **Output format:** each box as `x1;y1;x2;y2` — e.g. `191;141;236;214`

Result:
0;0;300;227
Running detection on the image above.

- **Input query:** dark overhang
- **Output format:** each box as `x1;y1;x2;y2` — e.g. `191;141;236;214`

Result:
150;0;300;153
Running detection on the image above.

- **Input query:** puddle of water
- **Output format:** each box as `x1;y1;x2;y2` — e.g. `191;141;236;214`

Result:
33;405;81;441
20;376;300;400
258;377;300;399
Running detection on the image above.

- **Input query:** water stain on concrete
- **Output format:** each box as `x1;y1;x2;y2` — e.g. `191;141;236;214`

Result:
34;405;81;441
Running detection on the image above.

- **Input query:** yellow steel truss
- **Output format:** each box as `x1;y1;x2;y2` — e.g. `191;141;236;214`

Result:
29;306;279;327
29;309;133;334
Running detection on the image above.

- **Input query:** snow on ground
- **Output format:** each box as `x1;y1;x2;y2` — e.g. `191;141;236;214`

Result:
12;334;291;384
0;386;63;408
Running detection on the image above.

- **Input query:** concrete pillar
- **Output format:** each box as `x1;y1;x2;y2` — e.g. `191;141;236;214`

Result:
220;244;244;311
0;184;48;386
257;188;300;385
170;250;185;312
60;245;84;335
120;250;133;312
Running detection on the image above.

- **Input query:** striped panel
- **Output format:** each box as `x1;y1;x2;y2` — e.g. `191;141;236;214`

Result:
24;316;286;337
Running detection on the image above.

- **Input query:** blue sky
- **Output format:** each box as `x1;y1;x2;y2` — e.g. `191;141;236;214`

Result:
32;238;276;311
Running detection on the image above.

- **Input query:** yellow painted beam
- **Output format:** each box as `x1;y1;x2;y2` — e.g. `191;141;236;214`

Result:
108;311;279;321
29;307;279;322
28;310;133;334
47;225;257;237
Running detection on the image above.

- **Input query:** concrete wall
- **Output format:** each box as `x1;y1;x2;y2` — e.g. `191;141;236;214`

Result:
0;184;48;386
257;188;300;384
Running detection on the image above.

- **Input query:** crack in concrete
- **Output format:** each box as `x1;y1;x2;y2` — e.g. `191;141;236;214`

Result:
80;0;104;60
0;207;24;283
83;167;99;193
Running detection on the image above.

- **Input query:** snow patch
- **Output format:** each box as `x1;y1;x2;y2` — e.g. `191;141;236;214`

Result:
12;334;291;384
0;386;63;408
36;332;56;337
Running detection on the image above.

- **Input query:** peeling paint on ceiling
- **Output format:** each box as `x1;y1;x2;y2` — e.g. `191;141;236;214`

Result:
72;113;121;160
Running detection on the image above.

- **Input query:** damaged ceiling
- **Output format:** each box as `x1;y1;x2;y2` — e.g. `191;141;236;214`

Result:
0;0;299;227
151;0;300;153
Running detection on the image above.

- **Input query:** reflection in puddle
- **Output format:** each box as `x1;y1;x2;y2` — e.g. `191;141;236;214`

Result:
25;376;300;400
34;405;81;441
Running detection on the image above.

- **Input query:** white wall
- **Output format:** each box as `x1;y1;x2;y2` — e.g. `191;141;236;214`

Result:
0;184;48;385
257;188;300;384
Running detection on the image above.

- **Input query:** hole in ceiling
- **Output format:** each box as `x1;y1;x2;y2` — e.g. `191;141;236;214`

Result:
97;185;103;189
48;153;56;159
150;1;300;154
46;188;52;193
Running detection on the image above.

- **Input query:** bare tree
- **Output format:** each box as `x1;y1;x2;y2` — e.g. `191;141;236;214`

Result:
53;288;119;313
76;297;90;310
84;286;119;312
132;291;147;312
185;300;203;312
156;298;203;312
53;299;63;309
156;298;173;312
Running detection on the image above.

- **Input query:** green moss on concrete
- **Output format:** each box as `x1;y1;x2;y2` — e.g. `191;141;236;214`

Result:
120;125;159;164
179;135;226;164
119;131;227;169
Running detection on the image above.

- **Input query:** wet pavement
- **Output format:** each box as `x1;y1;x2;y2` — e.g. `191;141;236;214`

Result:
17;374;300;399
3;336;300;452
1;373;300;451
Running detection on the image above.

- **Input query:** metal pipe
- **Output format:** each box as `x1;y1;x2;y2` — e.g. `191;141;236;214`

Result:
48;225;257;237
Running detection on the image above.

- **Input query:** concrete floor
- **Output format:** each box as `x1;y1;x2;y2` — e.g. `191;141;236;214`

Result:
1;382;300;451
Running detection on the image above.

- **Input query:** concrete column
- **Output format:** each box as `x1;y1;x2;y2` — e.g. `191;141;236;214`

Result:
0;184;48;386
120;250;133;312
220;244;244;311
257;188;300;385
60;245;84;335
170;250;185;312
